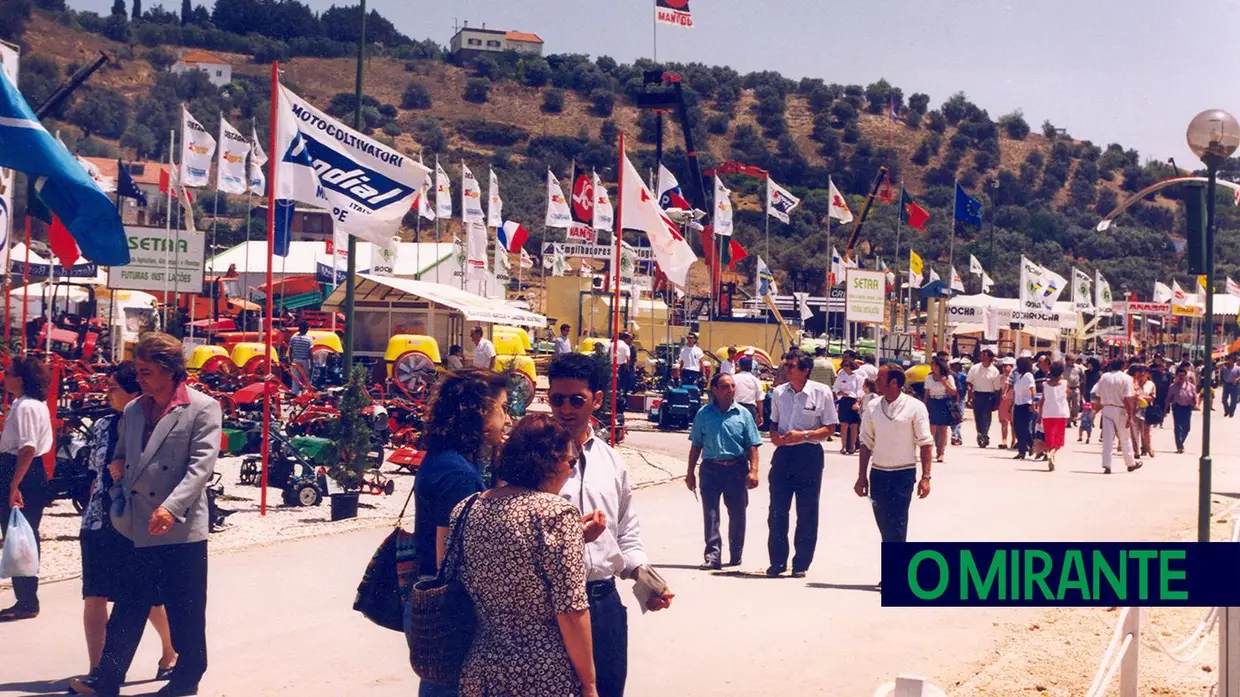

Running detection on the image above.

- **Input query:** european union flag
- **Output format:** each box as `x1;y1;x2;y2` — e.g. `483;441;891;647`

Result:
0;71;129;266
954;183;983;228
116;159;147;207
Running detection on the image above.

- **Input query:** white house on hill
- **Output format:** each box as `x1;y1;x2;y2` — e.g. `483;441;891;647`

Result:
171;49;232;87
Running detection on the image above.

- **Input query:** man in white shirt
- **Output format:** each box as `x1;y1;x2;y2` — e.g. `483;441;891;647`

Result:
856;353;879;383
610;332;634;395
767;352;839;578
470;326;496;370
549;353;672;697
719;346;737;376
856;364;932;577
679;333;705;386
1091;358;1143;474
732;356;765;429
966;349;1003;448
553;323;573;355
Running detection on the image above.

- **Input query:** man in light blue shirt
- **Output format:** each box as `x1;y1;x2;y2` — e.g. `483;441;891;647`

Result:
686;373;761;570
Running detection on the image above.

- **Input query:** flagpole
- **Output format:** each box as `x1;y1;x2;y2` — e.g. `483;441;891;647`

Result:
825;195;831;348
610;132;625;446
435;155;442;287
21;217;29;355
415;195;422;280
244;187;252;327
260;60;280;518
208;110;224;341
163;129;175;329
893;183;904;334
341;0;367;372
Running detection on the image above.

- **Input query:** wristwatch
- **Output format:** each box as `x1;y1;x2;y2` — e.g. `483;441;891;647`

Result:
920;475;932;480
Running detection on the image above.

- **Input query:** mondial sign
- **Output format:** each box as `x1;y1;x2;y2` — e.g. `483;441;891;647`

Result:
107;227;205;291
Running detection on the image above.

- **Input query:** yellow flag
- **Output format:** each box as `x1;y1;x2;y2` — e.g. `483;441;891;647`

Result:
909;249;923;276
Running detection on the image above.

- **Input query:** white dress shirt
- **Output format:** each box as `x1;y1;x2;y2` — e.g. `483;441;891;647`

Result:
1013;372;1036;405
473;337;496;369
770;380;840;435
1092;370;1135;408
609;340;631;366
719;359;735;375
680;345;704;371
559;435;648;583
860;393;933;470
834;371;861;398
553;336;573;354
967;363;1003;393
732;370;763;406
855;363;878;383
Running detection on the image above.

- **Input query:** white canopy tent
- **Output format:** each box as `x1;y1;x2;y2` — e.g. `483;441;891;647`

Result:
946;294;1078;341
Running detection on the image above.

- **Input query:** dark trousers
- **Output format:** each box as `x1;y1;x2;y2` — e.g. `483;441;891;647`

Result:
1224;384;1239;417
0;458;47;610
1172;404;1193;451
700;460;748;564
1013;404;1035;456
767;443;824;572
682;369;701;387
588;581;627;697
869;468;916;543
972;392;997;445
97;541;209;691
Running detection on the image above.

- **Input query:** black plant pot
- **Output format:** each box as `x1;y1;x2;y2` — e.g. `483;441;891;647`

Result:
330;491;360;521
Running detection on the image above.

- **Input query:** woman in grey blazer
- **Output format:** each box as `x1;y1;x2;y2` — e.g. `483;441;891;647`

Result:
71;334;222;697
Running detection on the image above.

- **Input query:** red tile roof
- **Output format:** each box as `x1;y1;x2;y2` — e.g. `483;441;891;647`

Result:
505;31;543;44
178;49;228;65
81;157;166;186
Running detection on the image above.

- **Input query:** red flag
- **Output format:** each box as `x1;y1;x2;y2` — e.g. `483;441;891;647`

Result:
900;188;930;231
878;174;894;204
725;238;748;270
698;224;721;287
48;215;80;268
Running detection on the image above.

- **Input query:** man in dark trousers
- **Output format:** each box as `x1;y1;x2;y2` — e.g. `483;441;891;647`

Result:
766;352;838;578
966;349;1003;447
686;373;761;570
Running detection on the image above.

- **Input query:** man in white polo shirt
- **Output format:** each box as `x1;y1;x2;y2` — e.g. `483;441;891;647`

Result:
856;363;933;588
679;333;705;386
470;325;496;370
1092;357;1143;474
966;349;1003;448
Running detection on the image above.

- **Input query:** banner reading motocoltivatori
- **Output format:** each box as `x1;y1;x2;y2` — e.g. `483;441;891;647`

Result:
107;226;204;291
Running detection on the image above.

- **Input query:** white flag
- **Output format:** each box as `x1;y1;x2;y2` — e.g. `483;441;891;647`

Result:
520;247;534;270
552;246;568;276
415;155;435;221
1153;281;1173;303
273;83;430;246
466;219;488;277
493;239;510;279
1095;270;1114;316
434;159;453;219
929;268;942;283
951;267;965;292
216;116;250;194
1228;277;1240;299
969;254;984;276
766;178;800;224
1020;256;1067;312
369;237;398;277
756;255;777;297
487;168;503;228
982;272;994;293
592;170;614;231
713;175;734;236
656;164;683;208
793;291;813;321
1073;267;1094;314
75;155;116;192
180;105;216;188
829;246;845;286
248;126;267;195
461;163;485;224
1172;280;1188;306
827;177;854;223
620;147;698;287
546;169;573;228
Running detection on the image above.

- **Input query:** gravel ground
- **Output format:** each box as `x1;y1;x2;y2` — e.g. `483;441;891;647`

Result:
941;496;1240;697
4;444;686;586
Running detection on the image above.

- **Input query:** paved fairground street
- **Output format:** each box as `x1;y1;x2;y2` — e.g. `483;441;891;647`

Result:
3;404;1238;697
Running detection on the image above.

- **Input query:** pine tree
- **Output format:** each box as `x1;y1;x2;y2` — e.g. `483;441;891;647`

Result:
180;0;190;24
110;0;125;16
327;366;374;491
131;0;141;20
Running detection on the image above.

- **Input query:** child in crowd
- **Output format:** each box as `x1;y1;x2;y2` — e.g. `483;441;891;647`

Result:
858;379;878;419
1077;400;1094;444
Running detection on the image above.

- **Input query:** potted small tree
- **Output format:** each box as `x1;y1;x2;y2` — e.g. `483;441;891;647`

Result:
326;366;374;521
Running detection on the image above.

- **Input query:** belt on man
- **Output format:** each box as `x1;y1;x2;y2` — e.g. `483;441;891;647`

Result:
703;457;745;467
586;578;617;600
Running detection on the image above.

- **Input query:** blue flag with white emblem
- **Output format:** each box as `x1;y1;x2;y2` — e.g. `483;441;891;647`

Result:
273;83;430;256
0;71;129;266
954;183;983;228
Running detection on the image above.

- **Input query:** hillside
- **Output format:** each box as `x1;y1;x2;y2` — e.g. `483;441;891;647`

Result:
11;5;1236;305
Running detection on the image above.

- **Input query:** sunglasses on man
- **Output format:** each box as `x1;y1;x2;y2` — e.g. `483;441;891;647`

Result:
549;393;591;408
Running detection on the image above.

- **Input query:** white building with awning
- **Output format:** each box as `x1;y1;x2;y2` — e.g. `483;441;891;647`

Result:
322;274;546;358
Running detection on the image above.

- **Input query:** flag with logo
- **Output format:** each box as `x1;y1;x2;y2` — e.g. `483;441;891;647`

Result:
487;168;503;228
592;170;614;231
465;219;488;278
180;105;216;188
1095;270;1113;316
793;292;813;321
369;238;398;277
713;175;734;236
1073;267;1094;314
248;126;267;195
1153;281;1173;303
216;117;250;194
953;183;983;227
493;238;511;280
766;178;800;224
620;146;697;287
1172;280;1188;307
73;155;115;192
982;272;994;293
435;159;453;219
117;160;147;206
908;249;923;288
929;268;941;284
969;254;984;277
657;165;691;210
159;166;197;233
552;245;568;276
569;172;596;243
951;267;965;292
899;187;928;231
546;169;572;227
828;177;853;223
655;0;693;27
415;155;435;221
272;83;430;254
1020;256;1066;312
756;255;777;297
520;247;534;270
461;163;485;224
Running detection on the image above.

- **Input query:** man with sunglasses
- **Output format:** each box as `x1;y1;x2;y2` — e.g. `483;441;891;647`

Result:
767;352;839;578
548;353;673;697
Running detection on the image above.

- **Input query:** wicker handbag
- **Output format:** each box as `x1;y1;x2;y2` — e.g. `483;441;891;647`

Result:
353;486;419;631
405;493;479;685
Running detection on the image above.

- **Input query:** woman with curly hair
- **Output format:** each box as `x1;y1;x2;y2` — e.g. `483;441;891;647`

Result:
451;413;597;697
412;368;510;697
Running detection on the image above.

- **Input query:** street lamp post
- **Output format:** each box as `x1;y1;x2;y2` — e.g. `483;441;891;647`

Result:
1186;109;1240;544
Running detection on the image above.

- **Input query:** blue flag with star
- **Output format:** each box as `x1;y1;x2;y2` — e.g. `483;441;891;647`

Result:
954;183;983;228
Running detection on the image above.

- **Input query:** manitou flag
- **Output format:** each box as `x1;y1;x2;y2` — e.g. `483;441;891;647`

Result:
179;105;216;188
766;178;800;224
655;0;693;28
621;147;697;287
900;188;929;231
546;169;572;227
827;177;853;223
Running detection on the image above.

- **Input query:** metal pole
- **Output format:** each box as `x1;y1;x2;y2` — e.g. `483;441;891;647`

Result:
163;129;174;327
260;60;280;517
1222;606;1240;697
1200;166;1218;543
892;183;904;334
610;132;625;445
342;0;367;372
21;217;29;355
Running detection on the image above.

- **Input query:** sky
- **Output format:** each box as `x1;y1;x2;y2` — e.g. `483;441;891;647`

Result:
64;0;1240;166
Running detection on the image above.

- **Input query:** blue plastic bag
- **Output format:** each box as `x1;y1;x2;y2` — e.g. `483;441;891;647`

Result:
0;508;39;578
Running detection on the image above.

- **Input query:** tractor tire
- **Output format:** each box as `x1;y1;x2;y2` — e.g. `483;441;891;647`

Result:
296;482;323;507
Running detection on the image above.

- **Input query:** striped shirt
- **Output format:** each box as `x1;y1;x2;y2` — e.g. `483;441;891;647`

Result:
288;333;313;361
